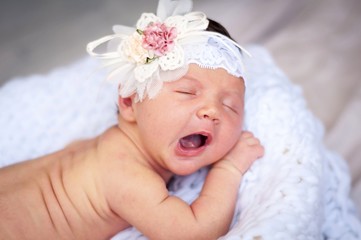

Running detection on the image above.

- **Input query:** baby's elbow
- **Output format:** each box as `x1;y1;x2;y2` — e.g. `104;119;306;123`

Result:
147;223;227;240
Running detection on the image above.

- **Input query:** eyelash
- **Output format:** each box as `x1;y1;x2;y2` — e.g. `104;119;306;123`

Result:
224;104;238;114
175;90;195;95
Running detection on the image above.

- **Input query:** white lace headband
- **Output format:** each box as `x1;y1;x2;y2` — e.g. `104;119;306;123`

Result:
87;0;250;101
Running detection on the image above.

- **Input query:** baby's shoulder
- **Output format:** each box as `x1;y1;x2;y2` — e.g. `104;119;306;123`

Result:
96;126;160;176
97;127;166;180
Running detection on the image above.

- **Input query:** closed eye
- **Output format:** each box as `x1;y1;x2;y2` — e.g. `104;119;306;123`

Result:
223;104;239;114
223;96;242;115
175;90;195;95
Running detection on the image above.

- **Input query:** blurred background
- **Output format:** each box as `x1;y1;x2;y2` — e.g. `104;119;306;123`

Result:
1;0;360;127
1;0;360;205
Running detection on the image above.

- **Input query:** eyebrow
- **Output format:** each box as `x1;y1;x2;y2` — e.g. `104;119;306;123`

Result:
226;91;244;100
175;75;203;88
182;74;201;83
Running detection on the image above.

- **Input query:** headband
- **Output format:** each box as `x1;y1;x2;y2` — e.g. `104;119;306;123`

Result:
87;0;249;101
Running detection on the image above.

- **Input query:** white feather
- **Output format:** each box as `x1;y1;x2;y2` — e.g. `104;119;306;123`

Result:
156;0;193;20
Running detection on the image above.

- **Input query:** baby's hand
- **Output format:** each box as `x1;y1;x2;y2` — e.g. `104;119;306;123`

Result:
216;131;264;175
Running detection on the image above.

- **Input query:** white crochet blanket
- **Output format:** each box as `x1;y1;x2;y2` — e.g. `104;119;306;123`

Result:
1;46;360;239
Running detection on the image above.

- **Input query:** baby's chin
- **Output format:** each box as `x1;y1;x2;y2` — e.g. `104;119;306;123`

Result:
165;156;216;177
170;167;204;177
164;135;228;176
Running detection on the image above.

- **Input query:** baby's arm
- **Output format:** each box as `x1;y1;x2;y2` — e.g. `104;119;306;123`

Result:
186;131;264;237
197;131;264;229
107;131;263;240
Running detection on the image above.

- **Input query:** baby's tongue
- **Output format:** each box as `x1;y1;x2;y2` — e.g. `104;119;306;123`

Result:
180;134;202;149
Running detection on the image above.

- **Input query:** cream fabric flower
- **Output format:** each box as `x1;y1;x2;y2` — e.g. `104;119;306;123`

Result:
87;1;248;101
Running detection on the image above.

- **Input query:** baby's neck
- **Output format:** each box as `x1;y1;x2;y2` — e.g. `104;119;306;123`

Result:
105;125;174;183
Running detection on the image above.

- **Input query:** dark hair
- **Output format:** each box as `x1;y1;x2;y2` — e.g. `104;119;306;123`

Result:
206;18;236;42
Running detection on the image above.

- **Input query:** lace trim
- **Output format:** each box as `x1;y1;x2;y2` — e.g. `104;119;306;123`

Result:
184;36;245;78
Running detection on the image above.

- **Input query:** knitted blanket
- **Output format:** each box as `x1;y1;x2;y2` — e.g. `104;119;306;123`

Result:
0;46;360;239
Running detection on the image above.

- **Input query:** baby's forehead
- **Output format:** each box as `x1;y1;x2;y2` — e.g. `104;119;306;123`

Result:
187;64;244;81
173;66;245;92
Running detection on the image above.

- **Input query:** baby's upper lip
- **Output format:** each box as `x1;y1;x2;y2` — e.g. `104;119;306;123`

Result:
180;131;213;146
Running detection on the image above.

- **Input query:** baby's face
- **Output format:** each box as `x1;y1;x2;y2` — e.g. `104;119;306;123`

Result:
133;64;245;176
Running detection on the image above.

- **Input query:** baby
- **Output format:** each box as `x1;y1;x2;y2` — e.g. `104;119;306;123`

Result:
0;1;264;239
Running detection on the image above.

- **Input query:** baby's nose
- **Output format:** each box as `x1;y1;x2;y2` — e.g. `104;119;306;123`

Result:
196;104;220;123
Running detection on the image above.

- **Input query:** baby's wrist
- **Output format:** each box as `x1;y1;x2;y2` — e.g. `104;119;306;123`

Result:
212;159;244;177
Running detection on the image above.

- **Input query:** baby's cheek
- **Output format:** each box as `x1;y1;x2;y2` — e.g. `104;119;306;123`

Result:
218;131;238;153
236;110;245;126
228;119;244;136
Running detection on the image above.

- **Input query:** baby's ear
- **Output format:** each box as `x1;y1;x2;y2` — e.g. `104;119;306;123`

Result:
118;96;136;122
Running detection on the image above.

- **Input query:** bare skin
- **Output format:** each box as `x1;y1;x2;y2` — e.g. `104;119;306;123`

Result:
0;65;264;239
0;130;128;239
0;128;262;240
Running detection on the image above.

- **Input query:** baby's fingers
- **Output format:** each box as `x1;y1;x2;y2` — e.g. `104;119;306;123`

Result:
246;137;261;146
241;131;260;145
253;143;265;158
241;131;264;156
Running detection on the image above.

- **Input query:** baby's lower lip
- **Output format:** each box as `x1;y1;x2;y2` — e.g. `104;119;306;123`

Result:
175;142;207;157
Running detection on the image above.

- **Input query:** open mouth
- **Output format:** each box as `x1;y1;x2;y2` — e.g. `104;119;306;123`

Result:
179;133;211;150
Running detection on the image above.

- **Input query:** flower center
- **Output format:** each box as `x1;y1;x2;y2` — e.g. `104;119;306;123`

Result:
141;22;177;58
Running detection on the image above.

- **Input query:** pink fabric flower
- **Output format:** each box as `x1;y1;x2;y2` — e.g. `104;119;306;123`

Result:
142;22;177;57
